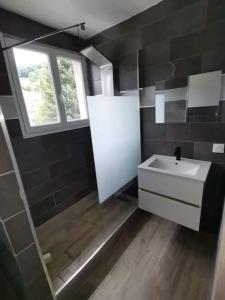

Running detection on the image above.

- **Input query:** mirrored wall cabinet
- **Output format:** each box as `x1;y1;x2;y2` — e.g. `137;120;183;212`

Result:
187;71;222;123
140;70;225;124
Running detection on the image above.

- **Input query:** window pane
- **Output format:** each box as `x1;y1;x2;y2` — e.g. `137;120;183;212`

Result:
57;56;85;122
13;48;60;127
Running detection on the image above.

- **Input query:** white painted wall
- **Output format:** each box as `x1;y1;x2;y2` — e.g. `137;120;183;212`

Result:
0;0;163;38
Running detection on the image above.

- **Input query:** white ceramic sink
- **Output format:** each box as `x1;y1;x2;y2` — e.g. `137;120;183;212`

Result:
149;157;200;176
138;155;211;231
140;155;211;182
138;155;211;207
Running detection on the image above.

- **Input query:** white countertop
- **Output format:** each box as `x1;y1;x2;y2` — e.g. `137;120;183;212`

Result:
138;155;211;183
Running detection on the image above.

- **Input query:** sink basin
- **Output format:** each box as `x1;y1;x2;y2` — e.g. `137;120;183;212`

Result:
138;155;211;231
138;154;211;207
149;157;200;176
139;155;211;182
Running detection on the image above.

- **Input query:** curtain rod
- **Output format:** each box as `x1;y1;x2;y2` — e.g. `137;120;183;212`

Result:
1;22;86;52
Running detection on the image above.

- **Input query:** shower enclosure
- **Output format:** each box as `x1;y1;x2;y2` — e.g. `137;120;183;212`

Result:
2;38;141;296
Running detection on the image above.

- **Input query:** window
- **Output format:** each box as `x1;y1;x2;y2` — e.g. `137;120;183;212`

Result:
5;38;88;137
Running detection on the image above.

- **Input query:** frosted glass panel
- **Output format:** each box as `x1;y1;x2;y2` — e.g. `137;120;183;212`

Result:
87;96;141;203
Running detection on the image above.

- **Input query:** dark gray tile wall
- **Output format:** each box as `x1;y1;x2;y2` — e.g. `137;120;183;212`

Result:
0;222;27;300
0;119;53;300
88;0;225;233
88;0;225;91
187;106;219;122
0;9;96;226
141;107;225;233
6;119;97;226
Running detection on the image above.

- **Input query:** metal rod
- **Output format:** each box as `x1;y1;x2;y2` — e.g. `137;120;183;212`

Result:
1;22;86;51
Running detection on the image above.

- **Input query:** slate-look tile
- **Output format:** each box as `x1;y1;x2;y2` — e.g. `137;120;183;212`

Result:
166;123;225;142
16;244;45;284
22;167;50;190
139;41;169;67
218;101;225;123
142;0;206;46
140;63;173;87
119;70;138;91
4;211;33;254
0;173;24;220
0;125;13;174
201;47;225;73
6;119;96;226
0;225;26;299
194;142;225;165
187;106;218;123
202;20;225;51
170;32;202;60
142;123;166;140
30;196;55;221
173;55;202;80
17;244;52;299
206;0;225;24
142;139;194;160
140;107;155;124
0;74;12;95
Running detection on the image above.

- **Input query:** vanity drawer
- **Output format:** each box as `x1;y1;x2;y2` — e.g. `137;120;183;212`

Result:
138;189;201;231
138;168;204;206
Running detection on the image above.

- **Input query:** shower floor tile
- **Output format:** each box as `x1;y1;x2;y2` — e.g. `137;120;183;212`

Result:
36;191;137;291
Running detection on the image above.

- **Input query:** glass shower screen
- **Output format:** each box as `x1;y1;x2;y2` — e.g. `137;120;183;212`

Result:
87;96;141;203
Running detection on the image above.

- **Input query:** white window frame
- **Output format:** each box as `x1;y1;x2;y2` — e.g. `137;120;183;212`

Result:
1;35;89;138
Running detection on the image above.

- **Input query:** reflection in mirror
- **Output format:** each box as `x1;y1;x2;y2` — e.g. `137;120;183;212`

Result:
155;86;187;123
140;70;225;124
155;94;165;123
187;71;222;123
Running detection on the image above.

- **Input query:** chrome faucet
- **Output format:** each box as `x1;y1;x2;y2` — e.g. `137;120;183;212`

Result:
174;146;181;161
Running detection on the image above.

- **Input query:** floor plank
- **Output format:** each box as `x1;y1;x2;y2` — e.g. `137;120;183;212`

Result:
36;191;137;291
72;210;216;300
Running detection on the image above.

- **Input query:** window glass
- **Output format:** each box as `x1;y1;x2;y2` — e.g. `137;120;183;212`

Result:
13;48;60;127
57;56;81;121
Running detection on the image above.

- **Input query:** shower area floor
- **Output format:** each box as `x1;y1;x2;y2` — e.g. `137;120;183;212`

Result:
36;191;137;292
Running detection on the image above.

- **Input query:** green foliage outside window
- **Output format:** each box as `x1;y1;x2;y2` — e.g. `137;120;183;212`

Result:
18;57;80;125
57;57;80;121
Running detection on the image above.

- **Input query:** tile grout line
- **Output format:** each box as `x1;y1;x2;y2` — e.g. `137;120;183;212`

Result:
0;169;14;177
3;209;25;222
15;242;35;257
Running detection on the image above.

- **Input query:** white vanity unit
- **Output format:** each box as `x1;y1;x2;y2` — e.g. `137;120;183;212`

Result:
138;155;211;231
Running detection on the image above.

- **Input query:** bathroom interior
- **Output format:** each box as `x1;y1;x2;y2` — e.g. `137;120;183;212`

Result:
1;0;225;299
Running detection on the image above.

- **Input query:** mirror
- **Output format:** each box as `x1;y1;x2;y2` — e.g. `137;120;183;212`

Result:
153;70;223;123
187;71;222;122
155;87;187;123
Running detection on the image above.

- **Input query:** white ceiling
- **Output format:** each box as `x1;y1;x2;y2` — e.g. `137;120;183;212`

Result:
0;0;163;39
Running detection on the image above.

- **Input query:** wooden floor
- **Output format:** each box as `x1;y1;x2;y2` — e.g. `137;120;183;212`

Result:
211;203;225;300
71;210;217;300
36;191;137;291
